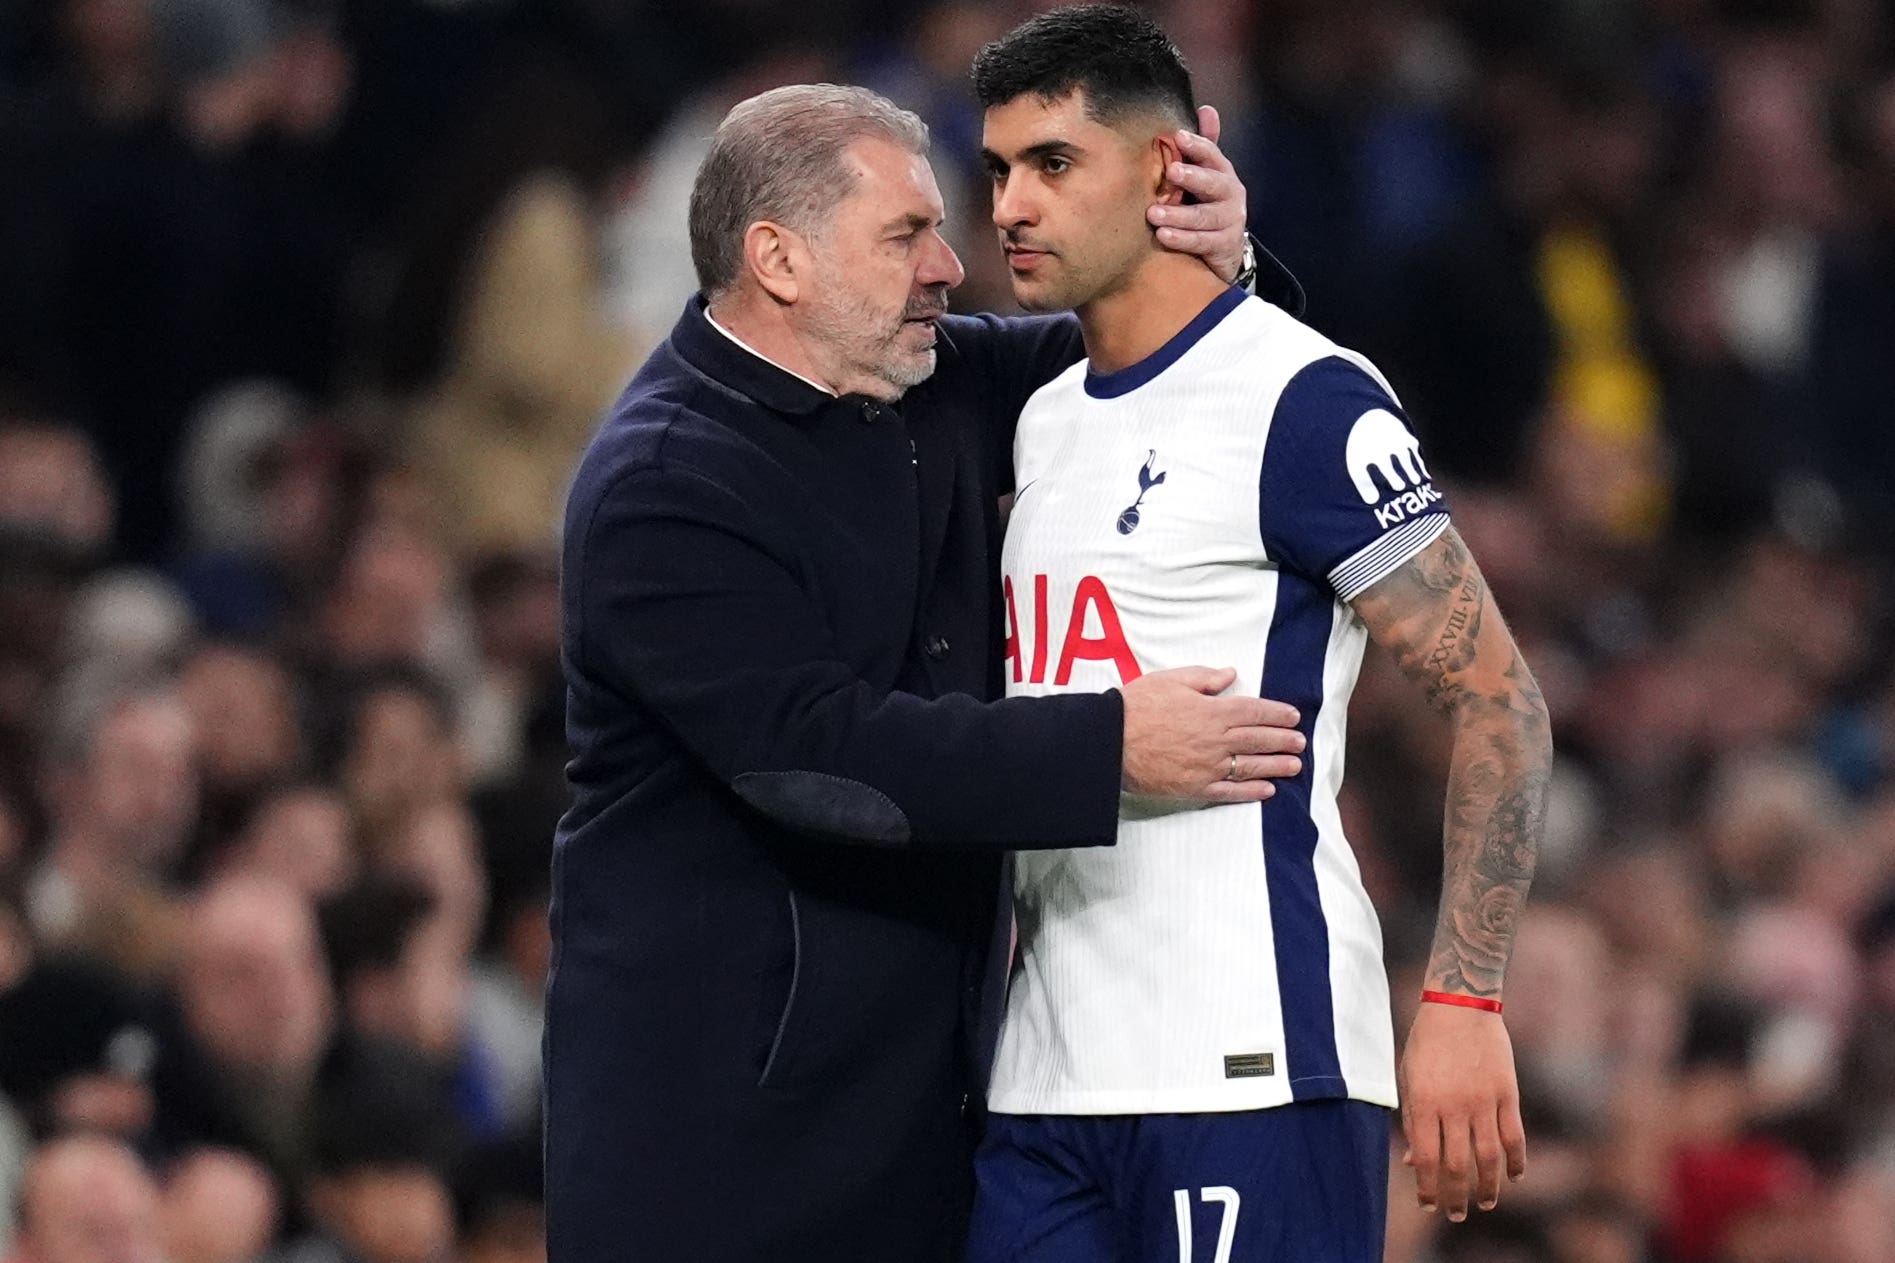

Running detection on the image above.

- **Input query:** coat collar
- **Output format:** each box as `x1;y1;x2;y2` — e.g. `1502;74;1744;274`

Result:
670;293;841;419
1254;242;1307;319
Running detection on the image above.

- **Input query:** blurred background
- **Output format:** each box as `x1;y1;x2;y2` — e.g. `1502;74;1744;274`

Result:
0;0;1892;1261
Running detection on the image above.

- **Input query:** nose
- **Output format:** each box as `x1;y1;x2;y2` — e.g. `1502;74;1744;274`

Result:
992;171;1035;232
920;229;965;289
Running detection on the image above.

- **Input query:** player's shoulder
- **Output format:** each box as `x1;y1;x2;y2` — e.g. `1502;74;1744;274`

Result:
1181;297;1390;421
1237;315;1405;458
1249;314;1430;514
1215;297;1398;400
1250;312;1448;592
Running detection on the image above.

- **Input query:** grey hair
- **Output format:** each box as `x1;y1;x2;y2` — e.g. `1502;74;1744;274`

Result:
688;84;930;297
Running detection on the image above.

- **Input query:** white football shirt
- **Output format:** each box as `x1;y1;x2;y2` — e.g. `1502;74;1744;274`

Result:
987;286;1448;1116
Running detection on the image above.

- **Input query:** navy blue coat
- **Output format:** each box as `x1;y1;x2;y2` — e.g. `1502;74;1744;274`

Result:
546;295;1123;1262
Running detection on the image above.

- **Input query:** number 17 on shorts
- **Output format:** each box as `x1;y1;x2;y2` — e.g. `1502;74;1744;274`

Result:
969;1104;1390;1263
1173;1186;1239;1263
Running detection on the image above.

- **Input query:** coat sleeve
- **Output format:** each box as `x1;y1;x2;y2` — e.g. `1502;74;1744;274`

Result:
939;312;1084;495
569;459;1124;850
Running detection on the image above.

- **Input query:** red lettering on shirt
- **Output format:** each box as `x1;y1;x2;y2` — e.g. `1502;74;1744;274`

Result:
1003;575;1022;684
1054;575;1142;685
1003;573;1143;687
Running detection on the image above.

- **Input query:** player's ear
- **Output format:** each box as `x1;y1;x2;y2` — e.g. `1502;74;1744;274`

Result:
742;220;802;304
1152;133;1187;206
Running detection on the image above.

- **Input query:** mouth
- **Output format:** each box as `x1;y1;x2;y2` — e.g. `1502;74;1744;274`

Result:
1004;245;1051;273
900;314;942;348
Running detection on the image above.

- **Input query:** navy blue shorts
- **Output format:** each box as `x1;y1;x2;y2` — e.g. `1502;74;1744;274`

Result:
967;1102;1391;1263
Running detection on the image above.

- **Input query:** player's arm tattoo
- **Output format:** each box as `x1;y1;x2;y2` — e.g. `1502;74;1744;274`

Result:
1351;526;1552;998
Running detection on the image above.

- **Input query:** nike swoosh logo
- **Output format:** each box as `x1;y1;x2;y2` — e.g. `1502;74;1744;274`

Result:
1013;477;1041;503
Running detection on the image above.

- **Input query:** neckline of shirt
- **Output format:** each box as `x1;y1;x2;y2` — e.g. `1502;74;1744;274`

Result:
1083;284;1250;400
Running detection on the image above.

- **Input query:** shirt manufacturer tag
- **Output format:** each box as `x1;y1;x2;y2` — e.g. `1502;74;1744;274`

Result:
1223;1052;1275;1079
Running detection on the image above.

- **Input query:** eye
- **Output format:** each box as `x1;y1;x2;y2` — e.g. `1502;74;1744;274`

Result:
1044;155;1071;175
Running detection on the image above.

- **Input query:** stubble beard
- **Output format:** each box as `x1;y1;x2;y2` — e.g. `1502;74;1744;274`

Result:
1011;250;1109;315
804;282;942;400
875;346;937;394
1012;220;1146;315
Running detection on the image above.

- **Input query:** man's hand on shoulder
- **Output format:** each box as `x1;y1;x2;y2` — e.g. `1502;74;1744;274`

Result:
1119;666;1303;804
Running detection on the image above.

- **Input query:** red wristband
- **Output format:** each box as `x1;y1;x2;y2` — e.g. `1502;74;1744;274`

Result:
1421;990;1502;1014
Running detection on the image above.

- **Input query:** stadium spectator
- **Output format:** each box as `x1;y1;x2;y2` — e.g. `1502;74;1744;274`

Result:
212;780;356;901
313;525;461;677
8;1134;164;1263
170;875;333;1173
268;1043;461;1263
0;420;114;559
157;1146;281;1263
321;875;501;1138
177;641;304;801
27;682;197;975
460;553;560;789
321;669;463;845
463;836;549;1132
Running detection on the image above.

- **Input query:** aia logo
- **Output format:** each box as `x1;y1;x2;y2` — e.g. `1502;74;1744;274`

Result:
1004;574;1143;686
1116;450;1166;534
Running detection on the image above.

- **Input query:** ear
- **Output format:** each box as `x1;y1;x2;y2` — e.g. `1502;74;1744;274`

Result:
741;220;803;304
1151;133;1186;205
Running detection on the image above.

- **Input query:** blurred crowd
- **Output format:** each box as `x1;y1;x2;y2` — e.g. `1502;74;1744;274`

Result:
0;1;1893;1262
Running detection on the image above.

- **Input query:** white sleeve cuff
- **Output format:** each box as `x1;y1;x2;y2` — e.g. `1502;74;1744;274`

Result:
1327;513;1450;602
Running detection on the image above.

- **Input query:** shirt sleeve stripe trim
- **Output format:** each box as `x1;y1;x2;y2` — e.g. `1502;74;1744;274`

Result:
1328;513;1450;601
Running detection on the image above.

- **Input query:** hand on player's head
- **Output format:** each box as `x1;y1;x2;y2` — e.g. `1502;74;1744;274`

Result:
1146;110;1250;281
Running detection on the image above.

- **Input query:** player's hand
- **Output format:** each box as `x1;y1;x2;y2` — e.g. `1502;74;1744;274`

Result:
1147;104;1249;283
1119;666;1303;803
1398;1002;1527;1223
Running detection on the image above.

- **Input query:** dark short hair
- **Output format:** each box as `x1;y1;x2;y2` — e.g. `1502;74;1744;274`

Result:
971;4;1195;130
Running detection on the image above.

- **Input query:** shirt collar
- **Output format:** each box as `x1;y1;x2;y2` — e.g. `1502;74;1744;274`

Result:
1084;284;1249;399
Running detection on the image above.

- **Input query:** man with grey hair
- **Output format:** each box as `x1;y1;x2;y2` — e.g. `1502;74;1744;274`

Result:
549;82;1306;1261
686;85;950;399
